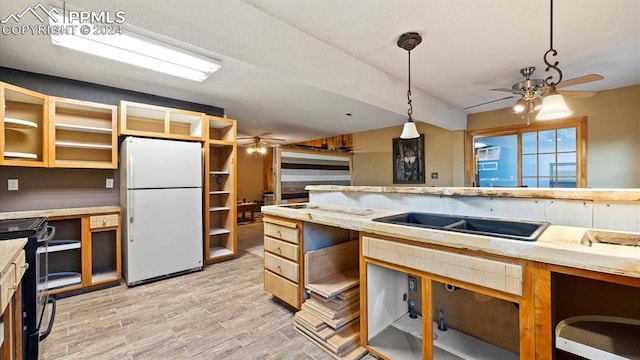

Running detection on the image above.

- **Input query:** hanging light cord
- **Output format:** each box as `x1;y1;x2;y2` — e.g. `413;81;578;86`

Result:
407;49;413;121
543;0;563;87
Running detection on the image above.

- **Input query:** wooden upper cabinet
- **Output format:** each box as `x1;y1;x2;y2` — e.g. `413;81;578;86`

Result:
0;82;49;167
119;101;205;141
48;97;118;169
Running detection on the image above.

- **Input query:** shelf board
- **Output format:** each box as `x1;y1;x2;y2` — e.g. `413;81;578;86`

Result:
4;117;38;129
39;271;82;291
209;191;231;195
209;246;234;258
4;151;38;159
209;206;231;212
55;141;113;149
209;228;231;236
210;170;230;175
55;123;112;134
39;239;81;253
92;269;118;283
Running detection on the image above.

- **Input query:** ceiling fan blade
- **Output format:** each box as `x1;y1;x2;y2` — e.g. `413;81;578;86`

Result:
556;74;604;89
464;95;516;110
262;137;286;142
491;88;524;94
558;90;598;98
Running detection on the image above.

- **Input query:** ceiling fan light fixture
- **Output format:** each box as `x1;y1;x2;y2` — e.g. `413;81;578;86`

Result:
532;97;542;111
397;32;422;139
536;92;572;120
512;98;527;113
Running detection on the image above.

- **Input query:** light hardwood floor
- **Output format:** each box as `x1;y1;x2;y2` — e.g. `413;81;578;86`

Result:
40;221;370;359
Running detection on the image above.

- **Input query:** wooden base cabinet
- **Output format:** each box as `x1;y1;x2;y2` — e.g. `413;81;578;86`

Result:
42;209;121;295
263;216;302;308
360;233;536;359
1;247;26;360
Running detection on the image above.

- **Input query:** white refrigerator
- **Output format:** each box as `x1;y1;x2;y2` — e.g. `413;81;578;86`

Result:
120;137;203;286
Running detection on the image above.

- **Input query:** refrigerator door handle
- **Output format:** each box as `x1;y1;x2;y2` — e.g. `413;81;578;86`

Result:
128;142;134;187
129;196;134;242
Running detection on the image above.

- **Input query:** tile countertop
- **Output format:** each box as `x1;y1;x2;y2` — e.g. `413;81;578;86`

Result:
0;238;27;277
0;206;121;220
262;203;640;278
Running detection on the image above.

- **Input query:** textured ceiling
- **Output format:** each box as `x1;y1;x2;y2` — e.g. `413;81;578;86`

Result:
1;0;638;144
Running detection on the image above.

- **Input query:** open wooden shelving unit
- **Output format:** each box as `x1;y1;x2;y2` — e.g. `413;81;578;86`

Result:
204;115;237;263
48;97;117;168
119;100;205;141
0;82;48;167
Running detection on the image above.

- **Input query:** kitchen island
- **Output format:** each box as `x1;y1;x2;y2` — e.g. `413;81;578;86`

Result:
262;186;640;359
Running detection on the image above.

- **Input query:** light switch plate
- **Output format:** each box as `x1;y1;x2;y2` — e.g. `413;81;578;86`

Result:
8;179;18;191
106;178;114;188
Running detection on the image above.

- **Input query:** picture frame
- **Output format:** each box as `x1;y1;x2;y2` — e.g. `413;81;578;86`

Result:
393;134;425;184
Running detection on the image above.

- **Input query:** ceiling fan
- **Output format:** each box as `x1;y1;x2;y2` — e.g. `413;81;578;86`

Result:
238;133;285;156
465;66;604;122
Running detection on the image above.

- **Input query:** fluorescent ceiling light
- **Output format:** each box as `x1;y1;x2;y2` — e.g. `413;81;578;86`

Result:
49;13;221;81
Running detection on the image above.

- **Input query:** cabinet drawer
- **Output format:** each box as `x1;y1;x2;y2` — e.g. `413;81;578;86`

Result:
264;222;299;244
0;261;17;313
90;214;119;229
265;252;299;282
264;270;299;308
264;237;299;262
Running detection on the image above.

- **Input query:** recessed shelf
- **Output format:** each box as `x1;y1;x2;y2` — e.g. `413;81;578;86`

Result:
55;123;112;134
55;141;113;149
209;190;231;195
92;268;118;283
39;271;82;291
209;247;234;258
39;239;81;253
4;151;38;159
4;117;38;129
209;228;231;236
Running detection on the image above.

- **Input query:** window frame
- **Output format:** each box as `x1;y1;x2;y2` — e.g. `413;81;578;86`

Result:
464;117;587;188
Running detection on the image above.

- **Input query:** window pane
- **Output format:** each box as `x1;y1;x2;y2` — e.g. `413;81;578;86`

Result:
476;134;517;187
521;177;538;188
557;152;577;176
522;154;537;176
557;127;576;152
538;177;553;188
557;177;577;188
538;130;556;153
538;153;556;177
522;132;537;154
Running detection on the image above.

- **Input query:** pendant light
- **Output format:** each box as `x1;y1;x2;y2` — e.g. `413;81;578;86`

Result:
536;0;572;120
398;32;422;139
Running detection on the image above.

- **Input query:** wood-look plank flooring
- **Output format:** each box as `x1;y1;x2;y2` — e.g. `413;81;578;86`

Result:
40;221;374;359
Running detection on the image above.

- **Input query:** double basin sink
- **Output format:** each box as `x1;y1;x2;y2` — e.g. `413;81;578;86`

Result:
373;212;549;241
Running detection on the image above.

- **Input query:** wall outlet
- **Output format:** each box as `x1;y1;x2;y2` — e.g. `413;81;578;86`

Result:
431;172;439;179
106;178;114;189
8;179;18;191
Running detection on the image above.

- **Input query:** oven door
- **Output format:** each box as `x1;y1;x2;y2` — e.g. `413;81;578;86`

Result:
36;225;56;341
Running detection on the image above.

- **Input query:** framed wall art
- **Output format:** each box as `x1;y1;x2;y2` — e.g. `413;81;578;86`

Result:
393;134;425;184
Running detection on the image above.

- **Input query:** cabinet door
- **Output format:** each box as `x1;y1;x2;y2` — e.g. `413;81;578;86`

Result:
0;82;48;167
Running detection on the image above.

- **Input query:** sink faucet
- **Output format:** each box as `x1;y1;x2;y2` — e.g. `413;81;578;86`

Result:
437;308;447;331
409;300;418;319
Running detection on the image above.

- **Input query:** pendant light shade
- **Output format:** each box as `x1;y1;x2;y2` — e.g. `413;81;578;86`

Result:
400;120;420;139
397;32;422;139
536;92;572;120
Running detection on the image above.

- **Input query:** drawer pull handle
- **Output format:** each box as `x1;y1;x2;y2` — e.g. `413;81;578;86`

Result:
277;230;282;236
277;247;281;253
13;282;18;289
277;265;281;272
22;263;29;270
102;220;107;226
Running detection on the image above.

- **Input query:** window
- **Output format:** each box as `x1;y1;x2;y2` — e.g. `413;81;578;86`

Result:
465;118;586;188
